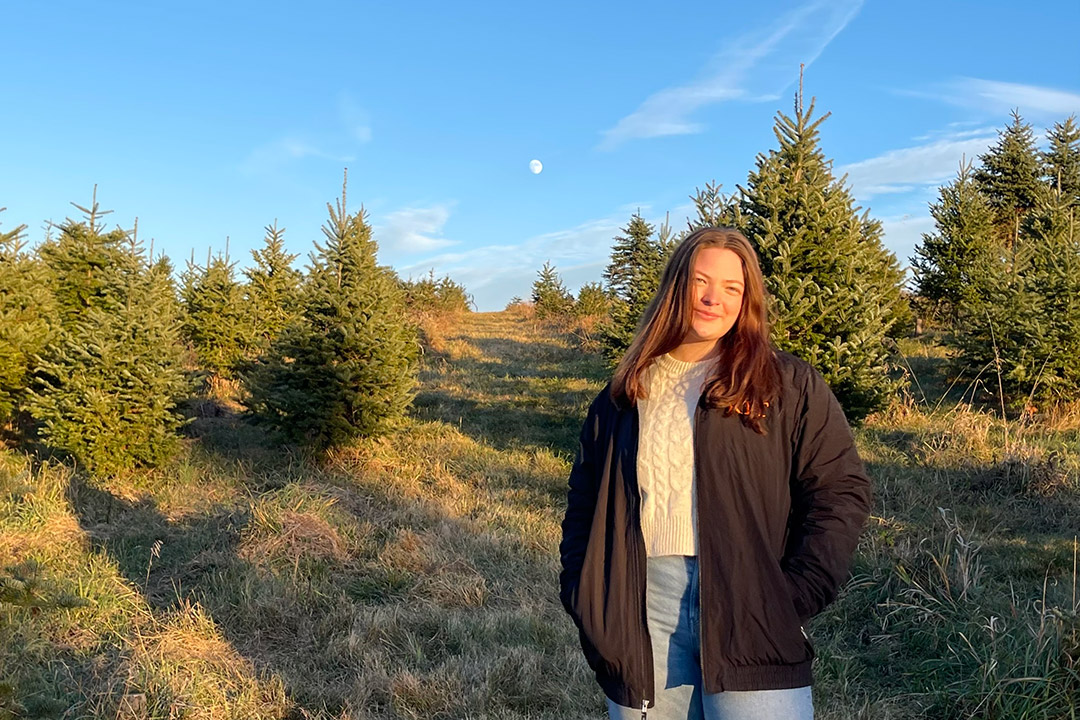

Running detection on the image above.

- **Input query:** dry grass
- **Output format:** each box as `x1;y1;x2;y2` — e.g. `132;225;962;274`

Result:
3;314;1078;718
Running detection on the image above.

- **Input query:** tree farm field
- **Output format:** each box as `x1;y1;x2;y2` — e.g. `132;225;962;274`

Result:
2;311;1078;719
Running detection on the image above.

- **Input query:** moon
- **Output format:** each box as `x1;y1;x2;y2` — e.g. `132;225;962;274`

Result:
529;159;543;175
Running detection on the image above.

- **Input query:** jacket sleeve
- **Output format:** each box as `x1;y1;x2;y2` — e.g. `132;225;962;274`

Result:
558;391;604;618
782;366;872;622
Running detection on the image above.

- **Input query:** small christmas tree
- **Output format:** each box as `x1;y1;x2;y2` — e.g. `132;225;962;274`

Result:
180;247;253;379
531;261;574;321
573;282;610;320
243;176;419;449
243;221;303;353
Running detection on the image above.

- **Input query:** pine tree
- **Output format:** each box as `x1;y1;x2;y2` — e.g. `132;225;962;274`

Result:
1018;198;1080;402
30;194;187;475
401;270;471;322
37;221;133;326
531;261;574;320
911;161;999;320
242;179;419;449
181;248;253;378
733;93;907;421
955;196;1080;407
243;221;303;353
975;111;1046;248
1043;115;1080;207
0;209;56;427
688;181;740;231
599;213;675;362
573;282;610;320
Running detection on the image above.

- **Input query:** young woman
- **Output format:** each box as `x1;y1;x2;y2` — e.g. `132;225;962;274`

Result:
559;227;871;720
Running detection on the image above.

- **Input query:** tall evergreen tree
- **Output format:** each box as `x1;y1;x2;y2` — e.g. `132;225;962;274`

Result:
1043;115;1080;206
975;111;1046;248
911;161;999;319
243;180;419;449
0;210;56;427
181;249;252;378
243;221;303;352
732;94;907;421
531;261;574;320
30;195;187;475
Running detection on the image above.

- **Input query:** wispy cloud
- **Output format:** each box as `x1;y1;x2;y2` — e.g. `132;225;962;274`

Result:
910;78;1080;117
396;216;625;311
598;0;863;150
240;92;373;174
912;124;998;142
375;203;457;259
240;137;355;174
838;132;998;200
393;205;700;311
338;92;373;144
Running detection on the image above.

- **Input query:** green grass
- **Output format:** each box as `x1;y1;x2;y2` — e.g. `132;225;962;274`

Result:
2;313;1078;718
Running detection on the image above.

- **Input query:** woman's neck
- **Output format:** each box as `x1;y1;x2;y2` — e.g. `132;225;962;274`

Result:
668;339;720;363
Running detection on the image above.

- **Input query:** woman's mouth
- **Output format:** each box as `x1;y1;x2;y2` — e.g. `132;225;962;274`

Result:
696;309;721;320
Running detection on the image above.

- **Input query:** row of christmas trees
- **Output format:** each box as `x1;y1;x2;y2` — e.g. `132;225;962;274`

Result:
0;177;445;476
2;96;1078;478
531;105;1080;419
913;113;1080;407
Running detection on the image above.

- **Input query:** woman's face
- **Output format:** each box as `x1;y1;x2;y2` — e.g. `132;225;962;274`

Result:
683;246;745;347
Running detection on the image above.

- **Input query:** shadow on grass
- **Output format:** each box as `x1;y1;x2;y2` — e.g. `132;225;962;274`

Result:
56;402;597;718
412;388;588;454
414;332;608;455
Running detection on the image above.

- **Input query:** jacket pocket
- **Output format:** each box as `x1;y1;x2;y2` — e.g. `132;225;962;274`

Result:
758;564;813;664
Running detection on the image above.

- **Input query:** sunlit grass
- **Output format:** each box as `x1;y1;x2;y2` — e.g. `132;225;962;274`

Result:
2;313;1077;718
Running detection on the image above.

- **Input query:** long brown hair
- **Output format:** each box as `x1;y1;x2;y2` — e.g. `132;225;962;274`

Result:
610;227;780;433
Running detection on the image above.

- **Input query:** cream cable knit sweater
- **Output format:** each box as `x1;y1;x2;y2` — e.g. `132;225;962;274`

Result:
637;353;714;557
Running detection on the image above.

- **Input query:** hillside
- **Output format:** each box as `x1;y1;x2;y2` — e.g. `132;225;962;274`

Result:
2;313;1077;719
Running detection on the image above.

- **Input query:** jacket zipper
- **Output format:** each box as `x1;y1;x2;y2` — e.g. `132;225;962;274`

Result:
630;410;651;717
635;531;650;717
693;401;709;692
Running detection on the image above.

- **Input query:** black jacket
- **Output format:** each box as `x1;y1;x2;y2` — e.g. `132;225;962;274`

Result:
558;352;871;709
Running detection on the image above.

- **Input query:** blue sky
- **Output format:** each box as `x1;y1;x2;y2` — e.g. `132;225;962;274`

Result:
2;1;1079;311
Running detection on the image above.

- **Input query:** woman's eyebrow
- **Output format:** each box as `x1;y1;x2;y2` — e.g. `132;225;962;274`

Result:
695;271;743;286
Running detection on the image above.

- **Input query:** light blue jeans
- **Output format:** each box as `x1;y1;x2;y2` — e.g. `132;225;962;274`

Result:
607;555;814;720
